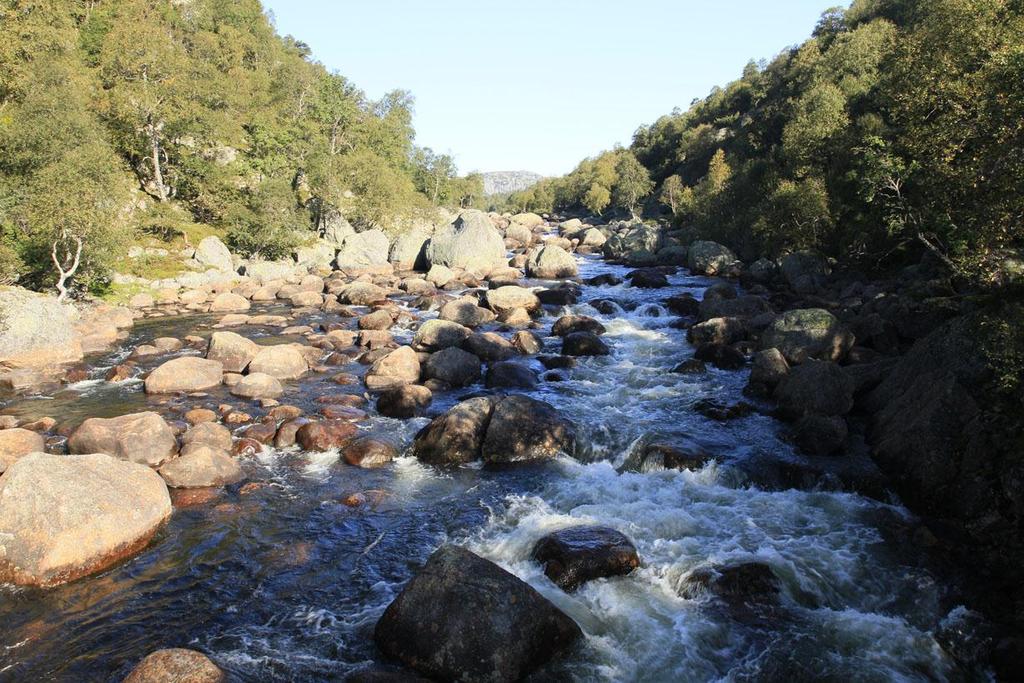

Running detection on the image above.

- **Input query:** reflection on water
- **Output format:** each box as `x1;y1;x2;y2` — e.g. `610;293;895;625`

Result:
0;254;973;681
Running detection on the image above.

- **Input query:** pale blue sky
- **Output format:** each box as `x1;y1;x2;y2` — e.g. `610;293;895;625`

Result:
263;1;841;177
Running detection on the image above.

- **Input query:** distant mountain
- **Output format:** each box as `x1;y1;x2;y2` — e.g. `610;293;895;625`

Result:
481;171;544;196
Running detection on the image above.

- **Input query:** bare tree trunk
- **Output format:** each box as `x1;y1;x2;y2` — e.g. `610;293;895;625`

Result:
149;130;168;202
52;232;83;302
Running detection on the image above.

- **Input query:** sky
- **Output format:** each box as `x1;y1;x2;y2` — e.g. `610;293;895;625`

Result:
262;1;841;177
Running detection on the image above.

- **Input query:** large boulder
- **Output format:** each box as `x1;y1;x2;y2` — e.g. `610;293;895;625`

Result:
602;224;662;262
373;545;581;682
760;308;852;364
412;396;497;465
125;649;225;683
145;357;223;394
423;347;482;387
426;210;506;271
0;452;171;586
296;420;359;452
532;525;640;591
193;236;234;272
230;372;283;399
0;428;45;473
337;282;388;306
68;411;177;466
687;241;737;276
526;246;578;279
158;446;243;488
0;287;82;367
247;345;308;380
781;251;830;293
484;286;540;316
773;360;854;419
366;346;421;391
481;395;575;464
376;384;433;419
208;292;249;312
510;212;544;228
412;319;471;352
293;241;337;269
206;331;260;373
562;331;610;357
336;229;390;270
439;297;496;328
389;226;432;270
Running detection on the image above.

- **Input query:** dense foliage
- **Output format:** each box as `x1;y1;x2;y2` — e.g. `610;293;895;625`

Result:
0;0;481;294
512;0;1023;276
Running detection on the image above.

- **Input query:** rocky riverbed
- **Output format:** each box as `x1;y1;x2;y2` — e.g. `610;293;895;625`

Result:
0;210;1018;680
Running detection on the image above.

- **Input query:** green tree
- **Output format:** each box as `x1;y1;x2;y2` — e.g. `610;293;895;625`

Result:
583;183;611;215
613;152;653;217
659;175;685;215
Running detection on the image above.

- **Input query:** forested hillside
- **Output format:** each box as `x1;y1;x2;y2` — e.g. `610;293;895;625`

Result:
0;0;482;294
509;0;1023;279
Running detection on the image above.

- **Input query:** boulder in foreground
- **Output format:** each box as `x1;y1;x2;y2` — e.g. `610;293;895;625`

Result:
125;648;225;683
67;411;177;466
374;545;581;682
532;525;640;591
0;452;171;587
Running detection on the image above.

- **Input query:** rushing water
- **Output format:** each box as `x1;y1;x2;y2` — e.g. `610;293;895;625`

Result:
0;248;982;682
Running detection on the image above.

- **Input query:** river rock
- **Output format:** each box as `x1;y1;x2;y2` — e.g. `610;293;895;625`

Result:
687;241;737;276
337;229;390;270
746;348;790;397
461;332;516;361
343;437;399;468
336;282;388;306
693;343;746;370
158;446;243;488
485;286;540;316
426;210;506;271
485;361;538;389
482;395;575;464
562;331;610;356
413;396;496;465
526;245;578;279
532;525;640;591
366;346;421;392
181;422;233;452
423;347;481;387
774;360;854;419
376;384;432;419
194;236;234;272
0;428;45;473
125;649;225;683
0;452;171;587
682;560;781;606
628;269;669;288
439;297;496;328
230;372;284;399
512;330;543;355
206;331;260;373
0;287;83;368
389;227;431;270
792;414;849;455
688;317;747;346
358;309;396;331
760;308;853;364
145;357;224;394
781;251;831;293
296;420;358;451
373;545;581;682
602;224;662;262
412;319;471;352
68;411;177;467
209;292;250;312
552;315;605;337
248;345;308;380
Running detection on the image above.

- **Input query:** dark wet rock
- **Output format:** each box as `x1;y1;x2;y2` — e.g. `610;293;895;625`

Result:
532;525;640;591
413;396;497;465
274;418;309;449
682;561;781;606
423;347;482;387
536;286;579;306
412;319;472;352
462;332;517;362
241;421;277;444
774;360;854;419
693;399;755;421
552;315;605;337
562;331;610;357
687;241;737;276
781;251;830;293
628;269;669;288
125;648;225;683
687;317;747;346
373;545;581;682
145;357;223;394
343;437;399;468
105;363;136;382
745;348;790;397
377;385;433;419
68;411;177;467
672;359;707;374
665;293;700;316
760;309;853;364
792;415;848;455
619;440;713;473
693;343;745;370
0;453;171;587
697;295;772;322
538;355;576;370
588;298;620;315
482;395;575;464
585;273;623;287
346;667;432;683
296;420;358;452
485;361;538;389
158;446;243;489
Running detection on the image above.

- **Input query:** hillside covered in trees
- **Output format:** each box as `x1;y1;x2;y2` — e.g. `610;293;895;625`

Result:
0;0;482;294
508;0;1023;280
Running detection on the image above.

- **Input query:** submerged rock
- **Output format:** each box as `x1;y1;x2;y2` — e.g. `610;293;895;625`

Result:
562;331;610;357
532;525;640;591
682;560;781;607
373;545;582;682
0;452;171;587
125;648;225;683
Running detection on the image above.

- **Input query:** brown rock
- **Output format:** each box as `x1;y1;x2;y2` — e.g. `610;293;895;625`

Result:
124;648;225;683
296;420;358;452
145;357;224;394
68;412;177;467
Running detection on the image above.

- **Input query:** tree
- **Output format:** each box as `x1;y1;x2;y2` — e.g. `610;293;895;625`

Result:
613;152;653;217
583;183;611;215
659;175;684;215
